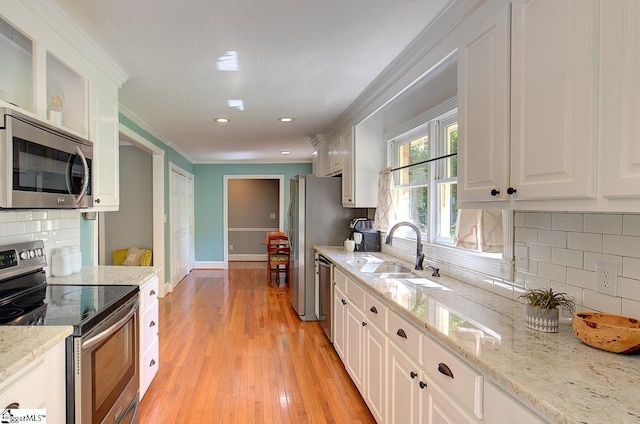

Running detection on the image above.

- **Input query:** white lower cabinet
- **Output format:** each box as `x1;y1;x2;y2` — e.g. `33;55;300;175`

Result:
139;276;160;398
0;339;66;422
364;319;387;423
333;285;348;361
424;380;475;424
345;300;365;391
388;341;422;424
484;382;546;424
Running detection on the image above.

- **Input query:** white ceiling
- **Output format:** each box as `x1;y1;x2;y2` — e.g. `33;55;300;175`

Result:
52;0;451;163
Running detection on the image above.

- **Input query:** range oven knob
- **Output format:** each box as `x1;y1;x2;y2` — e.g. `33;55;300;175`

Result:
20;251;29;260
36;248;43;257
29;250;35;258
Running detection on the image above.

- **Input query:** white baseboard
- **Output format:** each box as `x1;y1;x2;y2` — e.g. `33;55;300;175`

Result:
194;261;226;269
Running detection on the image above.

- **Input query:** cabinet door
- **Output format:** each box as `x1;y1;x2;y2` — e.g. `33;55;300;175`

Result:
388;342;420;424
345;302;365;392
426;381;475;424
89;80;120;210
364;322;387;424
599;0;640;198
330;137;343;175
458;3;511;202
342;131;355;206
510;0;598;200
484;382;546;424
333;286;347;361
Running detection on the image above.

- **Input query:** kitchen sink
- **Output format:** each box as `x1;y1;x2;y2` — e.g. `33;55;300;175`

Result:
356;261;414;275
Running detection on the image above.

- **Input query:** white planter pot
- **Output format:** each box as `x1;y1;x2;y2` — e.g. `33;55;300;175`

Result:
526;305;559;333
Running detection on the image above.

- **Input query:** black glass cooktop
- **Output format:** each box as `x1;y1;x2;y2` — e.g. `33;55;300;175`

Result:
0;283;138;335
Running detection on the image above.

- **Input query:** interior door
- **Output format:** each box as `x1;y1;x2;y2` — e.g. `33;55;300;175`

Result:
170;165;194;288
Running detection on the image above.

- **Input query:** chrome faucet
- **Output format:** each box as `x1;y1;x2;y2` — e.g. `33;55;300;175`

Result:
385;222;424;270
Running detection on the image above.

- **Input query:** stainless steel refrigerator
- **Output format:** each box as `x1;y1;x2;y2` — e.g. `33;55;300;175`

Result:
288;174;365;321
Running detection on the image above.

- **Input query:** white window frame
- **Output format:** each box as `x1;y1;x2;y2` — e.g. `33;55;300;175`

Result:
385;105;513;281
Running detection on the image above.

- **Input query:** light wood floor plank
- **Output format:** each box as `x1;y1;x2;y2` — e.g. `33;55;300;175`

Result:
139;266;375;423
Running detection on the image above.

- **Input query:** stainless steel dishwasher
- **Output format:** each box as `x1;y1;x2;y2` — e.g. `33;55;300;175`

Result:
317;255;333;342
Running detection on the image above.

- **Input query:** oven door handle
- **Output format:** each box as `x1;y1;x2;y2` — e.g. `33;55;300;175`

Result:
82;303;137;351
74;146;90;205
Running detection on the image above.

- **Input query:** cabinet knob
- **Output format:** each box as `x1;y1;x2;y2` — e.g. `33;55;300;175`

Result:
410;371;418;379
507;187;517;195
150;289;156;296
419;381;427;389
149;320;156;327
396;328;408;339
341;299;347;306
438;363;454;379
95;198;101;204
361;321;367;327
369;306;378;314
490;189;500;197
149;359;156;367
5;402;19;410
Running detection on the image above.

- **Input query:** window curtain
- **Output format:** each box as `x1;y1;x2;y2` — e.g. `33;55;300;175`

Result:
454;209;503;253
374;167;396;232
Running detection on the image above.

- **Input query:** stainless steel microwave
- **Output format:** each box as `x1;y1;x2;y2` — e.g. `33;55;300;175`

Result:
0;107;93;209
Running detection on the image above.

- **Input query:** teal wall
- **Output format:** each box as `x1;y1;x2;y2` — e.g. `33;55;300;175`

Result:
194;163;312;261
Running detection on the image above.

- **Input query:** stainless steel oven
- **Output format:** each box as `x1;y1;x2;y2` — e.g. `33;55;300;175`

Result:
0;107;92;209
72;295;139;424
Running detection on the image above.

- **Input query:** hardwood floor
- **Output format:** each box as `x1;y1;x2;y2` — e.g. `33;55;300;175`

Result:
139;265;375;423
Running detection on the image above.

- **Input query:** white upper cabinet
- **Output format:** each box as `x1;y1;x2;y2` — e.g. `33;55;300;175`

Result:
510;0;598;200
457;3;511;202
459;0;601;206
341;130;355;205
89;80;119;210
599;0;640;198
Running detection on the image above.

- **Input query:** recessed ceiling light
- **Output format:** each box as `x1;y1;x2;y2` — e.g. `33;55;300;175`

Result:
281;151;291;155
278;117;294;123
215;117;230;123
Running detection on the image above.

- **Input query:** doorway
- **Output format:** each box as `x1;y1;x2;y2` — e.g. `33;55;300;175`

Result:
223;175;284;265
169;163;194;289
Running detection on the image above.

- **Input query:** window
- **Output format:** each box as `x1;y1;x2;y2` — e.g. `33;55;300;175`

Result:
389;107;503;255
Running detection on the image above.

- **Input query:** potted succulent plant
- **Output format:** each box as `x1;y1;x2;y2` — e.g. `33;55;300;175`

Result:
517;287;575;333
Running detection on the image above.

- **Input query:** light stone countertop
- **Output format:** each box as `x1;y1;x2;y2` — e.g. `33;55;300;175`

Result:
316;247;640;424
0;266;158;388
0;326;72;386
48;265;160;286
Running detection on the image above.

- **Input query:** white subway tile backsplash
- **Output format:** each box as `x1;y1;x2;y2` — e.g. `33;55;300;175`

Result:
514;212;526;227
515;227;538;243
551;213;583;232
617;277;640;302
0;213;17;223
550;281;583;305
566;268;597;290
583;252;623;273
476;277;494;292
0;224;6;237
460;270;477;286
621;299;640;319
525;212;552;229
7;222;25;236
529;245;551;262
538;230;567;248
525;274;551;289
551;248;583;269
622;257;640;280
623;215;640;236
584;214;623;235
15;212;33;221
537;262;567;283
603;235;640;259
583;290;622;315
493;280;514;299
567;232;602;253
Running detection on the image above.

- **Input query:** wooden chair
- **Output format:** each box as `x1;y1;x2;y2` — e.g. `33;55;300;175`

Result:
267;232;290;287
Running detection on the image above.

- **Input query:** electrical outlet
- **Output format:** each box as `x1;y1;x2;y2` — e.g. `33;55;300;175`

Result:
229;244;234;251
515;245;529;272
596;261;618;296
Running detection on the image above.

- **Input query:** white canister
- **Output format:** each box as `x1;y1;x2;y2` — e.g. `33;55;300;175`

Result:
51;247;73;277
70;246;82;273
344;239;355;252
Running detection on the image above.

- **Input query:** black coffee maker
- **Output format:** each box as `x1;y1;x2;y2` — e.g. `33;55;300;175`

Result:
349;218;381;252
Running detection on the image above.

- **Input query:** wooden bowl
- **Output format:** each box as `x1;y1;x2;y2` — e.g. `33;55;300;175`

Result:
573;312;640;354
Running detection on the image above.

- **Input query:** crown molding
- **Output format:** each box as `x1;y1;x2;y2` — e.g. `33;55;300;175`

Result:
191;158;313;165
22;0;128;88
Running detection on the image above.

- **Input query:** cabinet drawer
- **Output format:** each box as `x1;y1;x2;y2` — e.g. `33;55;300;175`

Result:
141;302;159;353
0;357;47;410
140;337;159;399
140;276;159;312
334;268;347;293
423;336;483;419
346;279;365;311
364;292;387;331
388;311;422;364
